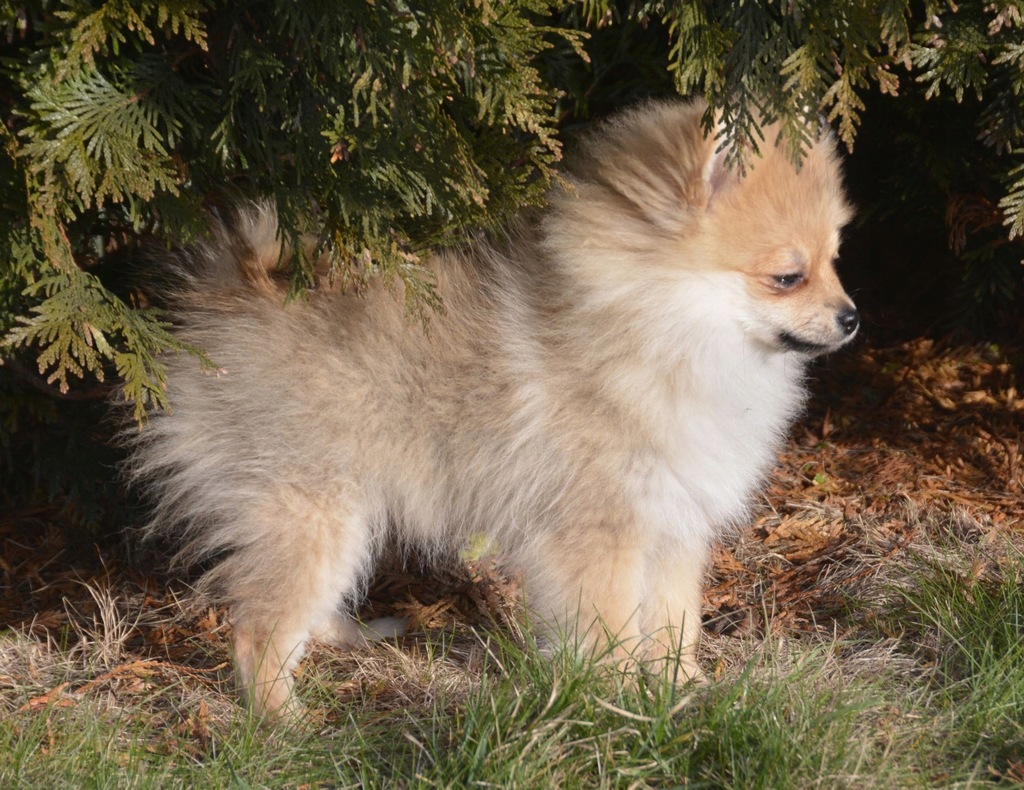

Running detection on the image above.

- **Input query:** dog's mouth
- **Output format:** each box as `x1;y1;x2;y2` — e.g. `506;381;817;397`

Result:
777;332;841;355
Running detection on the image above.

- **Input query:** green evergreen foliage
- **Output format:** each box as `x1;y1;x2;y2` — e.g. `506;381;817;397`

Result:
1;1;1022;518
2;1;577;410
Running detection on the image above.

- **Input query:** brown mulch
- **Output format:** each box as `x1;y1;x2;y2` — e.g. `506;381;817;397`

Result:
1;339;1022;684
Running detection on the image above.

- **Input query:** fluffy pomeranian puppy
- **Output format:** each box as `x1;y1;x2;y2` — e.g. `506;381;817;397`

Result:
126;99;859;717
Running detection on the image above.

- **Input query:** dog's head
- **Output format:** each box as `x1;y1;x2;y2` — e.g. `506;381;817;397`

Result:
551;99;859;357
700;116;859;355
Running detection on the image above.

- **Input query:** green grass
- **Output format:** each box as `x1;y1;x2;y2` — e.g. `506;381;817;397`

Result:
1;634;888;788
3;535;1024;788
884;542;1024;784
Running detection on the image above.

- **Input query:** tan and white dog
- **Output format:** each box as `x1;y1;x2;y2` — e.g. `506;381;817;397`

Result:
126;99;859;716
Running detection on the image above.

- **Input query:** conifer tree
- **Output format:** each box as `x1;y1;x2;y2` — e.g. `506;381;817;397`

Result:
1;1;1021;518
1;1;581;419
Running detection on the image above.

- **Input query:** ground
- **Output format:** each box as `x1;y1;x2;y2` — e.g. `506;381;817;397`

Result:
1;338;1022;728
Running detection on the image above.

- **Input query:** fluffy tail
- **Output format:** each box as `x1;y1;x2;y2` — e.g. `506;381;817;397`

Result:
175;202;305;299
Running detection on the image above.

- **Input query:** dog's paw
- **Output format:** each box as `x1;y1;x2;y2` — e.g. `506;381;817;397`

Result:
312;613;408;649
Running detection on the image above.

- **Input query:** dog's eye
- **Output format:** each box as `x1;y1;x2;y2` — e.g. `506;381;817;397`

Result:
772;273;804;289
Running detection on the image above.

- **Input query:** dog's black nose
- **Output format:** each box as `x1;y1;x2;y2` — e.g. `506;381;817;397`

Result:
837;308;860;336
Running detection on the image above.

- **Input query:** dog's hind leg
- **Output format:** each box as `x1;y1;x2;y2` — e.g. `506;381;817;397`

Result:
218;488;373;719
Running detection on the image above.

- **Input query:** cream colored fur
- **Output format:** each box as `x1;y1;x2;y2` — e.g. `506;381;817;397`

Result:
125;99;858;717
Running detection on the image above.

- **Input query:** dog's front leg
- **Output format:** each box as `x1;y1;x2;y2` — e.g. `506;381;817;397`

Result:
523;525;648;672
640;537;708;684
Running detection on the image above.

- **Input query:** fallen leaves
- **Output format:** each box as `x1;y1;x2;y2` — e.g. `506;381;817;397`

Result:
762;512;846;563
16;659;231;713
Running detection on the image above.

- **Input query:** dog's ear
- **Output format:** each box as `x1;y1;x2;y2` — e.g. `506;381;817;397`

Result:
702;124;746;203
702;142;736;198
